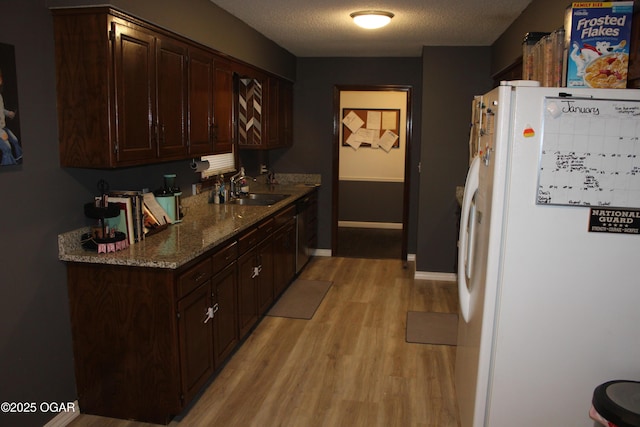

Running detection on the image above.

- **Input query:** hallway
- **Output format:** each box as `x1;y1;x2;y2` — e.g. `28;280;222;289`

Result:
335;227;403;259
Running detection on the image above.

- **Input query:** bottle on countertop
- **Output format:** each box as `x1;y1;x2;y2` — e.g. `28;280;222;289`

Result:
219;175;226;204
212;182;220;204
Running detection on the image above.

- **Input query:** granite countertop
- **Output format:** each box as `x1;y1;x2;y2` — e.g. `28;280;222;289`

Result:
58;178;319;270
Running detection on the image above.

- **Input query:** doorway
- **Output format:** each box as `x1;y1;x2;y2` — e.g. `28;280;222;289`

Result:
331;85;412;262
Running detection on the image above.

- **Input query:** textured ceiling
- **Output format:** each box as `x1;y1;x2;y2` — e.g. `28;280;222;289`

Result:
210;0;533;57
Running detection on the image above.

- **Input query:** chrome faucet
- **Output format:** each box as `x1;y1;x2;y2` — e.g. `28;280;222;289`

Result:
229;167;245;199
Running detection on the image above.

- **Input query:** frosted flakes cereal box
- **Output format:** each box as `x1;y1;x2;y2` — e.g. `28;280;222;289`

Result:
565;1;633;88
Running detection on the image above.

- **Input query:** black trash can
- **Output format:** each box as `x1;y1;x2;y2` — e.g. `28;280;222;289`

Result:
590;380;640;427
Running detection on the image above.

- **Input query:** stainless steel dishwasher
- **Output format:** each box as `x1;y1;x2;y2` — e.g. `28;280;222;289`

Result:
295;195;311;273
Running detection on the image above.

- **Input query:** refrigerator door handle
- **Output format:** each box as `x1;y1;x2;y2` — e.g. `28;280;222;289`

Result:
466;199;477;280
458;156;480;323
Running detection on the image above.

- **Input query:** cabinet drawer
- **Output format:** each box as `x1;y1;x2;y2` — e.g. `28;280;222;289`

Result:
238;227;259;254
274;205;296;227
258;218;275;239
212;241;238;276
177;257;213;299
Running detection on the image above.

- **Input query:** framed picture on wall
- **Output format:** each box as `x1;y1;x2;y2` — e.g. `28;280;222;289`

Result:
341;108;400;151
0;42;22;166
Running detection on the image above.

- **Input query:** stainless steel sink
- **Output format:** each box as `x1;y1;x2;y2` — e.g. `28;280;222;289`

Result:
228;193;290;206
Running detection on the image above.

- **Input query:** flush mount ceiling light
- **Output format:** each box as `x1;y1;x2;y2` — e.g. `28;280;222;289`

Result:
350;10;394;29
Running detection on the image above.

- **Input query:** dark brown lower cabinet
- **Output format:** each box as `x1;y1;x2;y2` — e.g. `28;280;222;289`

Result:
273;217;296;298
256;236;275;315
212;262;239;367
177;243;239;408
237;247;259;339
66;263;181;425
177;279;214;406
64;201;306;424
65;247;237;424
237;217;277;338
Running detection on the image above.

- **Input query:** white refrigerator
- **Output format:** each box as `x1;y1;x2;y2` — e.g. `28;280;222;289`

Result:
456;80;640;427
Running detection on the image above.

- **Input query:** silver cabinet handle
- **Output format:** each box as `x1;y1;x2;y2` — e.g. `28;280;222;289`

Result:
204;306;214;323
251;265;262;279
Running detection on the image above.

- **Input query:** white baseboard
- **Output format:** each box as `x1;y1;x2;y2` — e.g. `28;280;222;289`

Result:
310;249;415;262
338;221;402;230
43;401;80;427
311;248;332;257
339;176;404;183
414;271;457;282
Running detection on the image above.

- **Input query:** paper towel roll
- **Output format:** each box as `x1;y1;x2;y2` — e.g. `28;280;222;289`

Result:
191;160;210;172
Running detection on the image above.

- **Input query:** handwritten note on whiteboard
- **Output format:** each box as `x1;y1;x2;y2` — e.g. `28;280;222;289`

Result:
537;97;640;208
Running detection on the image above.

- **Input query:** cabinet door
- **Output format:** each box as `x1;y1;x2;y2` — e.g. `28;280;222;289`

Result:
237;248;259;338
281;80;293;147
213;58;234;154
177;280;214;405
263;77;294;149
256;236;274;315
273;219;296;297
237;76;264;148
266;76;280;148
188;47;215;156
212;262;239;368
157;37;188;159
112;21;157;165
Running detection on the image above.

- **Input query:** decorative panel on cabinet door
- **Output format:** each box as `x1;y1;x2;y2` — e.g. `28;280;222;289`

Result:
212;261;239;368
177;280;215;405
156;37;189;159
236;75;265;148
213;58;234;154
187;47;216;156
112;20;158;165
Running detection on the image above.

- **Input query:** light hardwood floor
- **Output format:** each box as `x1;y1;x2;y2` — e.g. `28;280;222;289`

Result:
68;257;461;427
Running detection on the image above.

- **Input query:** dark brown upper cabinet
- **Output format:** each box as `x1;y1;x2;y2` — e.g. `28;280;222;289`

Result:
53;8;222;168
53;7;291;168
111;21;158;165
212;58;234;154
53;10;155;168
186;46;216;156
54;9;185;168
235;68;293;150
157;38;189;160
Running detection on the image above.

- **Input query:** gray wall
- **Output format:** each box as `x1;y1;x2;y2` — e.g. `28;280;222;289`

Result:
417;46;493;273
269;57;423;253
0;1;293;426
339;182;404;224
417;0;569;273
1;4;76;426
491;0;568;75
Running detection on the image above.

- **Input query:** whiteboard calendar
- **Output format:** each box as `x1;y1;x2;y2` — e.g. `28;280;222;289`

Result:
537;97;640;208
